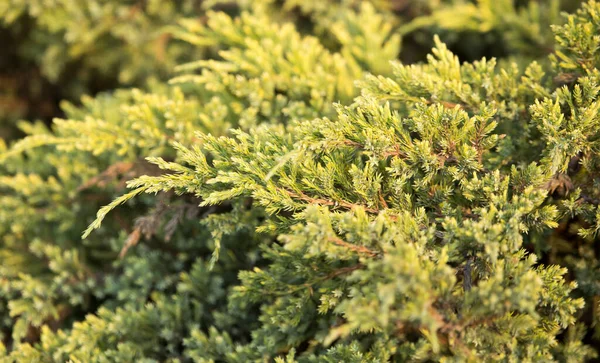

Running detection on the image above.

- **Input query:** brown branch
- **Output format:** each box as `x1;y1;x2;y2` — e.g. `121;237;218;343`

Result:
303;264;365;296
422;99;465;110
382;141;410;159
153;33;171;63
120;227;141;258
328;236;379;257
378;190;389;209
126;0;146;20
281;263;365;297
77;161;135;192
394;298;502;358
322;264;365;280
432;303;503;334
344;139;409;160
286;189;380;214
78;159;164;193
440;100;462;109
342;140;362;148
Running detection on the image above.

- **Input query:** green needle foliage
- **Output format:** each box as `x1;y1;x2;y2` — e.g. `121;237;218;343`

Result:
2;0;600;361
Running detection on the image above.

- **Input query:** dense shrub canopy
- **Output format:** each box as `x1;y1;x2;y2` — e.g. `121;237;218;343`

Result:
2;0;600;361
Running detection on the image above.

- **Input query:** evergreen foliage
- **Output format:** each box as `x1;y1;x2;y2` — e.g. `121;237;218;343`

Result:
2;0;600;361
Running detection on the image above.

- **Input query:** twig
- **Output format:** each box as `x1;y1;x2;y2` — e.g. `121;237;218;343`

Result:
286;189;380;214
327;236;379;257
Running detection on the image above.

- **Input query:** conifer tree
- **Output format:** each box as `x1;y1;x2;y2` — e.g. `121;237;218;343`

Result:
1;0;600;361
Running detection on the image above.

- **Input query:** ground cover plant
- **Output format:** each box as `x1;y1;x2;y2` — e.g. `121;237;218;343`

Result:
1;0;600;361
